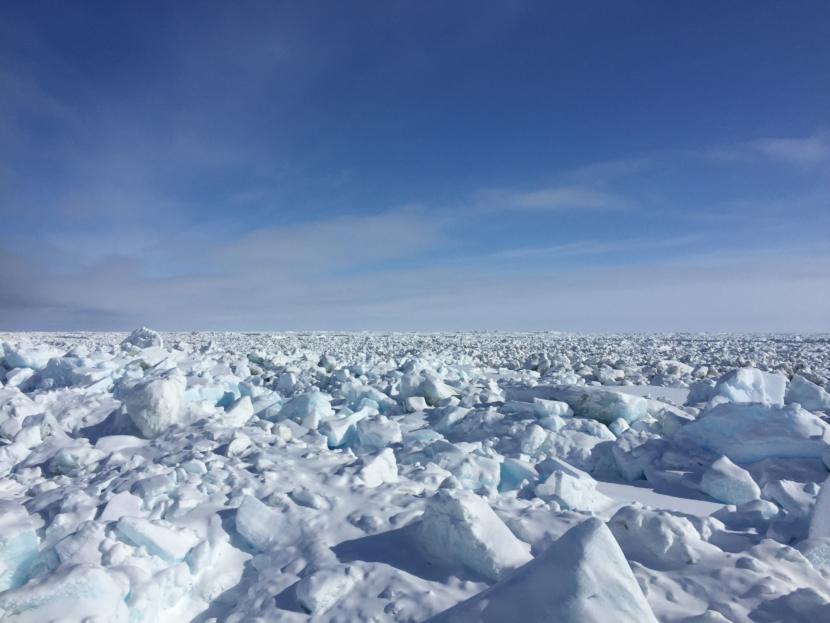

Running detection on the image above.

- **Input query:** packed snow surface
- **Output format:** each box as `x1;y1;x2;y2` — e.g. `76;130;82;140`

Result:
1;330;829;622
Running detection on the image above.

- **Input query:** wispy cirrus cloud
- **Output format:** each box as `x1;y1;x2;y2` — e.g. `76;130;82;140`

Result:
476;185;631;212
750;132;830;166
703;128;830;168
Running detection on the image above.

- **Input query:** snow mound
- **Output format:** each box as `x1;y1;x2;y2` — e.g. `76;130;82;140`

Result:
608;505;720;570
426;517;658;623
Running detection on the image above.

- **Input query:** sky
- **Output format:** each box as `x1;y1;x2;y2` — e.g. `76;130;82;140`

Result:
1;1;829;332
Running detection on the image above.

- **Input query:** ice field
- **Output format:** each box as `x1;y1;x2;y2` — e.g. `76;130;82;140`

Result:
1;330;829;622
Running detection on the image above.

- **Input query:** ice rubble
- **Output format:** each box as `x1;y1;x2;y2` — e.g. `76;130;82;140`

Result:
0;330;829;621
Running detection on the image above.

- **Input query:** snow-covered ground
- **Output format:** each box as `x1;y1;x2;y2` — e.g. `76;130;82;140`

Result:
1;330;830;622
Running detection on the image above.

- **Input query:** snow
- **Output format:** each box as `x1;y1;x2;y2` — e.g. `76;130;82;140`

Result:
608;504;721;570
426;517;658;623
1;329;829;622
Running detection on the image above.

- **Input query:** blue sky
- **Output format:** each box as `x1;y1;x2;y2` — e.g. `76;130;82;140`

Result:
1;1;829;331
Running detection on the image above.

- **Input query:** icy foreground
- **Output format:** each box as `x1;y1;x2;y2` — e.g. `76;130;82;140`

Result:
0;331;829;622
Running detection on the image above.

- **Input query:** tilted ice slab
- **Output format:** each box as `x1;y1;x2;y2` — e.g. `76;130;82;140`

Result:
426;517;658;623
699;456;761;505
786;374;830;412
810;474;830;539
417;486;532;581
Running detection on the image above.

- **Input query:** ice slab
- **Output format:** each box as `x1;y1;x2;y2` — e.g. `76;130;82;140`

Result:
0;501;39;592
786;374;830;412
677;402;830;463
122;372;187;438
707;367;787;408
700;456;761;505
417;487;531;581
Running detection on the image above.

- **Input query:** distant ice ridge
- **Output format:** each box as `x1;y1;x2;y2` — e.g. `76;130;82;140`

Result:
0;329;829;622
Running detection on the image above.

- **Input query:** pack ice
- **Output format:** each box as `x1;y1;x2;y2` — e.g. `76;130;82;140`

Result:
0;330;829;622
